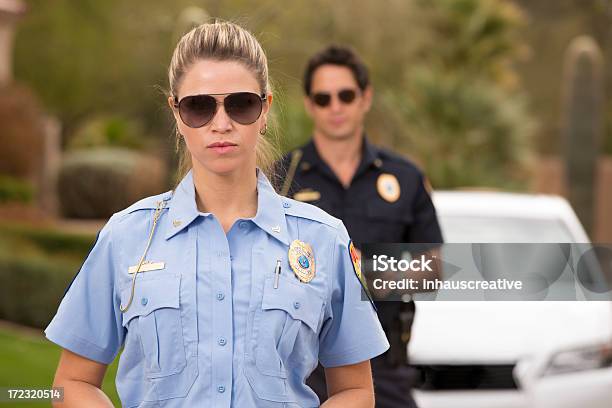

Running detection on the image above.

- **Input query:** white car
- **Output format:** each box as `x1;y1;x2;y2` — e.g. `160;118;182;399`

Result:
409;191;612;408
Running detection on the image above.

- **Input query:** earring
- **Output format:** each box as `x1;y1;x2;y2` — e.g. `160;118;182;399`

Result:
259;124;267;135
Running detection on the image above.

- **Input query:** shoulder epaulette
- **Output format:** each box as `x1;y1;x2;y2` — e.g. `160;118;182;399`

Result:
115;191;173;219
283;198;340;229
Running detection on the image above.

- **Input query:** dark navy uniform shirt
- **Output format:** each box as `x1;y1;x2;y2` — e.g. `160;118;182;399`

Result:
277;136;444;347
278;137;442;246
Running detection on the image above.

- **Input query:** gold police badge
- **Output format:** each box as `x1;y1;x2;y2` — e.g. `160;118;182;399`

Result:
376;173;401;203
288;240;316;283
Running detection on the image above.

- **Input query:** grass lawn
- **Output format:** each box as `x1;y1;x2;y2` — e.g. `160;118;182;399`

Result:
0;325;120;406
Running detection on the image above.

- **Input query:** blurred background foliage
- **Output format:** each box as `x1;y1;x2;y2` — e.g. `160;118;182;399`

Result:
0;221;95;328
58;147;167;218
7;0;520;189
9;0;612;188
15;0;612;189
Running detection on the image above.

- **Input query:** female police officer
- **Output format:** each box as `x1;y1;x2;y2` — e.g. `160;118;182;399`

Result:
45;22;388;407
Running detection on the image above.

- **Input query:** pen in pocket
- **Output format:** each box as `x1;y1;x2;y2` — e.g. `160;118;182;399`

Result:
274;260;281;289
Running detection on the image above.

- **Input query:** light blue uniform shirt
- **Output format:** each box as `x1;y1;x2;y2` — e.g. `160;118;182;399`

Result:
45;169;389;407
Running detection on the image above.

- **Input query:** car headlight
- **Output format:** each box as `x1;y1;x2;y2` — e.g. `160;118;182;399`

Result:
543;342;612;377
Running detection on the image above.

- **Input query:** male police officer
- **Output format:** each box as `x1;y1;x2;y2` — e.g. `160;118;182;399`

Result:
277;46;443;408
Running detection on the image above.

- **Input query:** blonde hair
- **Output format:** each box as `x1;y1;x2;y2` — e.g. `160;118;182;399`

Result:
168;21;279;184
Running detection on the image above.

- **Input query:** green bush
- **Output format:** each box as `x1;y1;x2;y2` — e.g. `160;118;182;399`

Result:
0;221;95;254
0;255;79;329
388;0;536;189
58;147;168;219
68;115;148;150
0;224;96;329
389;68;535;189
0;175;34;203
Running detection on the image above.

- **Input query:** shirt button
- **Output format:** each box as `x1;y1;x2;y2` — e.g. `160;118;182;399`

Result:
239;221;248;229
283;202;291;208
218;337;227;346
141;297;148;306
293;301;301;309
216;292;225;301
217;385;225;393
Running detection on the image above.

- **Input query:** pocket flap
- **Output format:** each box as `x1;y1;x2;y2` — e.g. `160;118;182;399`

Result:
261;276;323;332
120;277;180;327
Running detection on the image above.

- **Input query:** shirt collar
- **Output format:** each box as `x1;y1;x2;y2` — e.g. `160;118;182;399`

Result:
299;134;382;176
165;170;200;240
165;169;290;246
251;169;291;246
355;136;382;176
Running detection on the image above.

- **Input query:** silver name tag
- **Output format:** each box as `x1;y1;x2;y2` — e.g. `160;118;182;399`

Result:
128;261;166;274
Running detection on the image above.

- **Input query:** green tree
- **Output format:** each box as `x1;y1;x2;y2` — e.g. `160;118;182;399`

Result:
388;0;536;188
13;0;537;189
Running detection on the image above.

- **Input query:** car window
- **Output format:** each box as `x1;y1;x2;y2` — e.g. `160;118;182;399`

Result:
438;215;609;297
439;216;575;243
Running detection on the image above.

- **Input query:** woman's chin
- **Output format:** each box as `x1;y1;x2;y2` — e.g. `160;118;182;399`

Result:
196;156;250;176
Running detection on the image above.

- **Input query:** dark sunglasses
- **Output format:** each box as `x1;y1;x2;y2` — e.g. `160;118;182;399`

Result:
173;92;266;128
310;89;358;107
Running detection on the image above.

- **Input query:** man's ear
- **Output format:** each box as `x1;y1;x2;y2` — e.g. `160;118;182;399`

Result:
362;86;373;113
304;95;314;118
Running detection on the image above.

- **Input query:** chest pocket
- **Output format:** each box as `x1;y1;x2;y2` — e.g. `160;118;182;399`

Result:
120;276;186;379
246;275;324;402
363;200;413;242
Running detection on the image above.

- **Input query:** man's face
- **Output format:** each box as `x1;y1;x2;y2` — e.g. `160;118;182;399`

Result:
305;64;372;141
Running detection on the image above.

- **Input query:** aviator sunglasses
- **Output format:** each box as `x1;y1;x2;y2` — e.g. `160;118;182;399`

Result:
173;92;266;128
310;88;358;107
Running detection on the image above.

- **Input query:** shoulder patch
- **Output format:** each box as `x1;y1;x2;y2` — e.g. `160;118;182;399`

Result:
349;240;376;311
283;198;340;228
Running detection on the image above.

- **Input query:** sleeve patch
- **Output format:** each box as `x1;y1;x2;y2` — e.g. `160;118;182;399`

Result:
348;240;377;311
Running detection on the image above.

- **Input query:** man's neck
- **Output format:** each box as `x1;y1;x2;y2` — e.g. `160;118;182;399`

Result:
191;160;258;232
312;128;364;188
